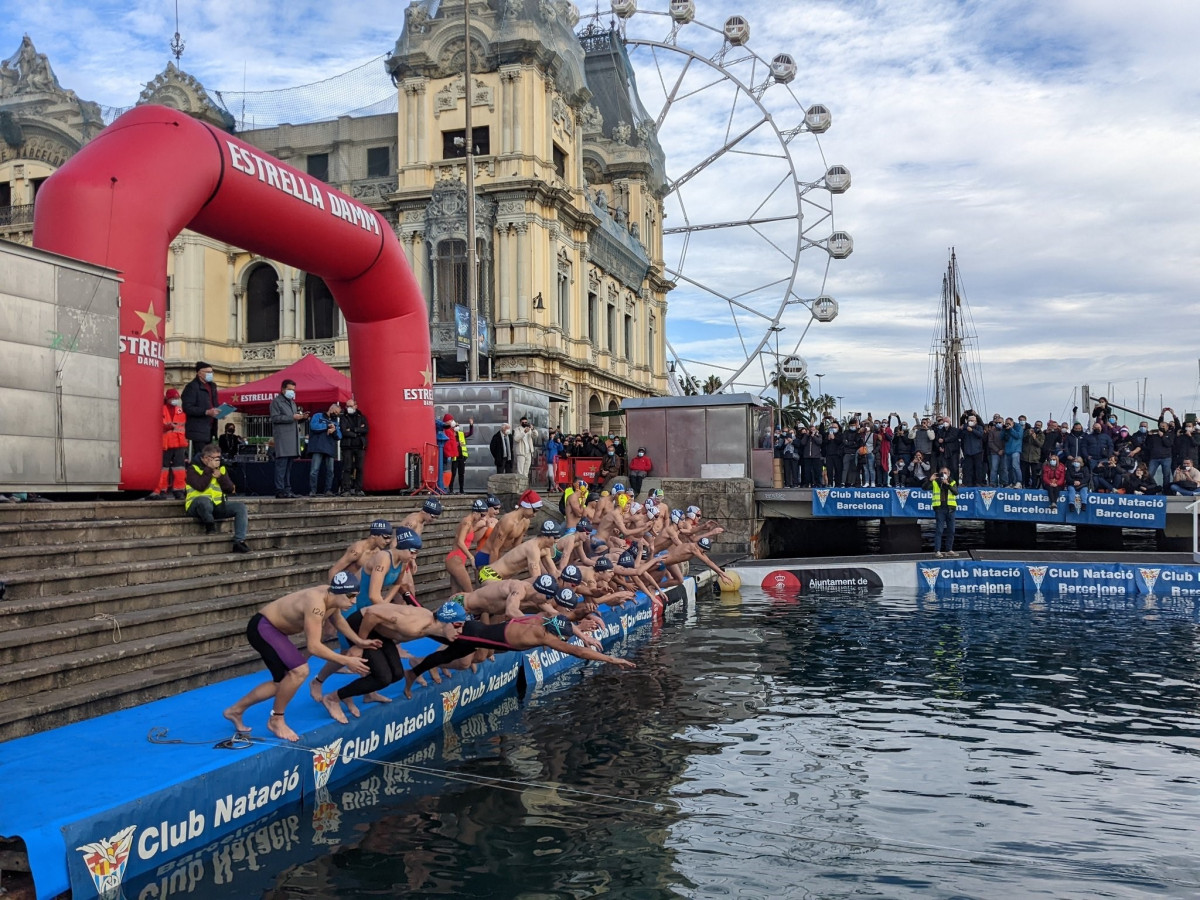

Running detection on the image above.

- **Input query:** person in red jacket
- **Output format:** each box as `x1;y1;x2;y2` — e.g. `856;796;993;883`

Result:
628;446;653;498
1041;455;1067;510
148;388;189;500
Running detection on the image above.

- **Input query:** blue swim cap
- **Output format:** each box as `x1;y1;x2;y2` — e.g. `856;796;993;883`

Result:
595;556;614;572
698;537;712;551
329;571;360;595
540;520;563;538
618;551;636;568
394;527;423;550
577;516;593;533
612;482;626;493
472;498;488;512
369;518;391;536
435;601;468;623
486;494;502;508
670;509;684;523
423;498;443;516
534;574;559;597
560;564;583;585
556;587;579;609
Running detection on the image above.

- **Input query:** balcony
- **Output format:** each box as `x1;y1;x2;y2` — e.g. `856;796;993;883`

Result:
0;204;34;229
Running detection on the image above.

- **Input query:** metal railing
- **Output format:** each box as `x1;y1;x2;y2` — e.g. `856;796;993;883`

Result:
0;204;34;228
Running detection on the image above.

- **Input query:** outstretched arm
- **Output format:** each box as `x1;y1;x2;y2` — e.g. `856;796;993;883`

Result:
540;633;635;668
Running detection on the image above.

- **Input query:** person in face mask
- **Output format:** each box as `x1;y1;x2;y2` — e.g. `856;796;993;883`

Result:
181;360;221;458
628;446;653;498
1021;417;1045;488
840;421;863;487
339;398;369;496
148;388;190;500
1041;454;1067;509
270;378;307;498
958;411;986;486
823;419;844;486
1065;456;1092;512
598;440;625;484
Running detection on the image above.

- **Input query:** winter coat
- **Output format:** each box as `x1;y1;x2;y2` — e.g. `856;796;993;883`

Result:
308;412;341;457
1003;422;1025;455
181;376;219;445
269;393;302;458
984;424;1006;455
935;424;960;455
1042;461;1067;488
1080;430;1114;462
1021;428;1045;463
1061;430;1087;462
913;427;935;457
339;409;369;450
960;423;985;456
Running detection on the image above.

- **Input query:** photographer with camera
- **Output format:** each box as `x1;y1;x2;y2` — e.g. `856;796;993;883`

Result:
927;465;958;558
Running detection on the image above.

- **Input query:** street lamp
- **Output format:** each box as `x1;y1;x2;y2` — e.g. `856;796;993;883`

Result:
837;395;844;419
815;373;824;401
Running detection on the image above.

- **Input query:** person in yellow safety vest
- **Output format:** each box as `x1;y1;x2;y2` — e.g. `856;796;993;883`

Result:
443;416;475;494
185;442;251;553
928;465;958;558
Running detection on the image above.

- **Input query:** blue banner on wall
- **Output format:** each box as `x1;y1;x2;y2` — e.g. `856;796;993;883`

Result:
813;487;1166;528
917;560;1199;599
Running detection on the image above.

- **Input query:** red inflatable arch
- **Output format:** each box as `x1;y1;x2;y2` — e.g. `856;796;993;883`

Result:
33;104;431;491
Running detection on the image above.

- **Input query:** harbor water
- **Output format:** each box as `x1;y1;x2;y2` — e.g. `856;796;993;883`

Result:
267;587;1200;898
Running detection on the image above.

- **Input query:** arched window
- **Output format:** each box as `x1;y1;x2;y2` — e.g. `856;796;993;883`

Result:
433;239;467;323
588;394;603;435
607;399;623;436
304;274;337;340
246;264;280;343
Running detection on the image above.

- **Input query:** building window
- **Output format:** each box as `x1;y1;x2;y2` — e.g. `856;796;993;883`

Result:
624;314;633;363
367;146;390;178
587;292;597;342
0;182;10;209
304;274;337;340
31;176;48;199
648;315;656;371
245;264;280;344
607;303;617;354
442;127;490;159
306;153;329;182
557;271;570;335
553;144;567;180
434;239;468;323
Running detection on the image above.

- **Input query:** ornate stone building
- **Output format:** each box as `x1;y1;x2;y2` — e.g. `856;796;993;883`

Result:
0;5;671;433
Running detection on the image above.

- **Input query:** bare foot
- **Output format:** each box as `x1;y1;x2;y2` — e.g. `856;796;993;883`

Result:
429;666;443;685
223;707;250;734
345;698;361;718
403;669;417;700
470;662;479;673
308;679;323;703
363;692;392;704
321;694;348;725
267;714;300;742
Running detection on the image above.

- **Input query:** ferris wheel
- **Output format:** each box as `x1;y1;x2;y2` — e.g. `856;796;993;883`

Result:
608;0;851;394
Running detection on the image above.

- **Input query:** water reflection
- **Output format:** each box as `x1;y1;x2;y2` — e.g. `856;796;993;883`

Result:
268;590;1200;899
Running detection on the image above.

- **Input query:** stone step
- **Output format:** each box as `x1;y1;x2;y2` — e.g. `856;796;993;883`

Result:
0;518;464;574
0;644;266;743
0;567;454;666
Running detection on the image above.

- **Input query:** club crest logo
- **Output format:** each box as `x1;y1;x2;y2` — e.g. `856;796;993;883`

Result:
895;488;911;506
528;651;544;684
1028;566;1048;590
814;489;830;507
1139;568;1161;593
441;685;462;721
77;825;137;899
620;614;632;637
311;738;343;789
979;490;996;510
920;566;942;590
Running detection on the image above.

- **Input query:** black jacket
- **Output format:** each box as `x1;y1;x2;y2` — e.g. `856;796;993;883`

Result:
180;376;219;444
339;409;369;450
490;429;513;465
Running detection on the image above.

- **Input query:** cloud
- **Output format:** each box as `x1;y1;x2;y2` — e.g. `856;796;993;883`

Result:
5;0;1200;422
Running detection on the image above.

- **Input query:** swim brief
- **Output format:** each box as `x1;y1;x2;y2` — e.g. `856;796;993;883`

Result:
477;565;501;583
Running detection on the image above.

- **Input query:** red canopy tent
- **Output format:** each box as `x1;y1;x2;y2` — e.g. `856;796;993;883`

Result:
219;354;352;415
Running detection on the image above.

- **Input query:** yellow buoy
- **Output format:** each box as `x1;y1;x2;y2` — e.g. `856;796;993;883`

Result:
717;571;742;592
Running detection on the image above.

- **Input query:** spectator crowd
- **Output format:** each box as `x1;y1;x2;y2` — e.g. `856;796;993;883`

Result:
774;398;1200;498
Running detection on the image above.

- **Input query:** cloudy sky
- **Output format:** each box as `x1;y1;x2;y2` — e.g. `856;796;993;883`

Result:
6;1;1200;424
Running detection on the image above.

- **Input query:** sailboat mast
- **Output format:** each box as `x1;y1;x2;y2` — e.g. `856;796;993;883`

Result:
949;249;962;423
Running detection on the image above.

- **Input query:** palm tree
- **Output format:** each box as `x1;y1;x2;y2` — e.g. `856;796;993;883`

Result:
702;374;723;395
678;374;700;396
768;364;810;407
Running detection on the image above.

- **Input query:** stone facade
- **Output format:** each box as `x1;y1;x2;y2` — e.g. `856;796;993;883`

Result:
0;8;671;428
659;478;759;558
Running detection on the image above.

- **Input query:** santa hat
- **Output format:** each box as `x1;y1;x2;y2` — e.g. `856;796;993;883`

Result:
519;489;543;509
443;414;454;423
165;388;180;400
